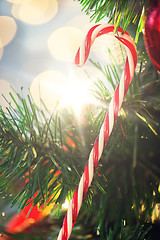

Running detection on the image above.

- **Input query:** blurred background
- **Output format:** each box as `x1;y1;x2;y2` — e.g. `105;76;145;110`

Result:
0;0;123;114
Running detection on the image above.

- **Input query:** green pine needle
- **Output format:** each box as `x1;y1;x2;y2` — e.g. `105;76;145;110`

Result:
77;0;150;42
0;46;160;239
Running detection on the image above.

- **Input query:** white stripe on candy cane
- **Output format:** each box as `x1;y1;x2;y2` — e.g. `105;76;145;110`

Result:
88;149;94;186
57;24;137;240
77;174;84;212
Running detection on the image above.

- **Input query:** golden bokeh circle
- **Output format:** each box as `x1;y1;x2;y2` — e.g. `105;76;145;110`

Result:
30;70;67;112
0;16;17;48
11;0;58;25
48;27;83;62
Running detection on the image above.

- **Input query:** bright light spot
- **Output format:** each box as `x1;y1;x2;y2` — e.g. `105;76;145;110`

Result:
42;202;55;216
141;204;145;212
2;212;5;217
11;0;58;25
59;66;105;117
152;203;160;223
30;69;95;115
30;66;105;116
30;70;67;112
60;78;93;117
0;16;17;48
62;199;69;210
96;228;100;235
48;27;83;62
28;219;35;224
0;80;18;112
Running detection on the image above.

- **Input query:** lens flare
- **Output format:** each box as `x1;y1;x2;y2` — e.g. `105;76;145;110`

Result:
60;77;94;117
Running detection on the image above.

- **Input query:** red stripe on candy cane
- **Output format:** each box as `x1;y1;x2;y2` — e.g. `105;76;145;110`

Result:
72;188;78;226
57;24;137;240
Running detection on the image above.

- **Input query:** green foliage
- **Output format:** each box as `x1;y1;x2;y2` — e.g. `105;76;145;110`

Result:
0;93;78;213
0;30;160;239
76;0;149;41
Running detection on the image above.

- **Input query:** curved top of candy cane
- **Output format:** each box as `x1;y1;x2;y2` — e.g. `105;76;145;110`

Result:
57;24;137;240
75;23;137;79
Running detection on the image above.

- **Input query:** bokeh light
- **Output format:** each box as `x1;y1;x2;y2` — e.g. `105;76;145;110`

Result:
0;16;17;48
11;0;58;25
60;65;109;116
48;27;83;62
30;64;108;117
0;0;119;117
30;70;68;113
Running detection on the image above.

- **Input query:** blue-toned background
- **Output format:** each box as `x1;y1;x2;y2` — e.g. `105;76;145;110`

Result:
0;0;123;114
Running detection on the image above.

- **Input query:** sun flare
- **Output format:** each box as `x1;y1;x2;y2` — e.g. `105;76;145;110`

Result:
60;78;94;117
30;69;99;117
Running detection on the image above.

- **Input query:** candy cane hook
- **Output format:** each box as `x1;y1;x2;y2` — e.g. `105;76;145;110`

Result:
57;24;137;240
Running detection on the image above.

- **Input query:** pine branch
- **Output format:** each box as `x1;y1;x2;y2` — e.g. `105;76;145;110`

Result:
77;0;148;38
0;94;79;211
0;48;160;239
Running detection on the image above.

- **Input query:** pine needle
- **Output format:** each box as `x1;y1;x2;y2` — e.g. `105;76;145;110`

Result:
135;112;158;136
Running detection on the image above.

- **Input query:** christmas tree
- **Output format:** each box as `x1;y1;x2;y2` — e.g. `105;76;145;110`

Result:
0;0;160;239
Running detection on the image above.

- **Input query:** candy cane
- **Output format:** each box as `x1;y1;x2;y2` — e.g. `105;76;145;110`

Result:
57;24;137;240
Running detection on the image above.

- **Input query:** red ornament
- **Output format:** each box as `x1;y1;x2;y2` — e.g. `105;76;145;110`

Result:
144;0;160;71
